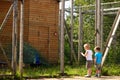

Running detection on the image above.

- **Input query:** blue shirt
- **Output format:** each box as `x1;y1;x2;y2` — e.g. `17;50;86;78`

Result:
95;52;102;64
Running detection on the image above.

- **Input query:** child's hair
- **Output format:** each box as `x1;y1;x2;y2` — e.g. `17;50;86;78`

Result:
94;46;100;51
84;43;90;48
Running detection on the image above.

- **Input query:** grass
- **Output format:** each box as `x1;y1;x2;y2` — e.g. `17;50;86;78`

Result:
0;64;120;79
23;64;120;78
102;64;120;76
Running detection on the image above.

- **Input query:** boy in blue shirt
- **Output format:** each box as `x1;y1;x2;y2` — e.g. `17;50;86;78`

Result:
94;46;102;78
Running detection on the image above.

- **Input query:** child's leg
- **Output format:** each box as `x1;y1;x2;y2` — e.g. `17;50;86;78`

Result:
94;64;98;77
87;69;89;75
98;70;101;74
97;64;101;77
96;70;98;73
90;68;92;75
96;69;98;75
87;68;92;76
85;68;91;77
97;70;101;77
86;61;92;77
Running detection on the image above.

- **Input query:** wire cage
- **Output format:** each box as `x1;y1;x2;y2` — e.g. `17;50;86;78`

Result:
0;0;59;76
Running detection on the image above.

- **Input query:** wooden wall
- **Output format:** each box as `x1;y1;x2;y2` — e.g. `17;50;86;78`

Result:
28;0;59;63
0;1;12;62
0;0;59;63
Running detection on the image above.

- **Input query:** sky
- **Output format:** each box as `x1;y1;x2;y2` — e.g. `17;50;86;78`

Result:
59;0;76;19
65;1;70;8
59;1;70;19
59;1;70;9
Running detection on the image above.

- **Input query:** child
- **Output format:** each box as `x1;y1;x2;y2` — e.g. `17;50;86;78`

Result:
94;46;102;78
81;43;93;77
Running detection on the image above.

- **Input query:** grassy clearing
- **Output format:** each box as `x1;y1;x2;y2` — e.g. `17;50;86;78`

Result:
0;64;120;79
23;64;120;78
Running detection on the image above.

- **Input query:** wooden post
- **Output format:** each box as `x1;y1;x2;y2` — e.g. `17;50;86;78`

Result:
95;0;101;47
69;0;77;64
58;10;61;59
60;0;65;74
19;0;24;79
78;6;83;64
70;0;74;64
101;6;103;52
12;0;18;76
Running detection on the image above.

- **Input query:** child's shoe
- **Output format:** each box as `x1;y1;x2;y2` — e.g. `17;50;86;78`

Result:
94;74;98;77
98;74;101;78
85;75;91;78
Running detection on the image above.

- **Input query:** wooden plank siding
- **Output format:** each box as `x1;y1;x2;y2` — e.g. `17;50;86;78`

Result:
0;1;13;62
28;0;59;63
0;0;59;63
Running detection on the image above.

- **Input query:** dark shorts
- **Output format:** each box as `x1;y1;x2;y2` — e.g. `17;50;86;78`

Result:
95;64;101;70
86;60;93;69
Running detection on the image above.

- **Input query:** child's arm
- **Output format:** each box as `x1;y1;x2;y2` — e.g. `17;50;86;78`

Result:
94;54;97;64
81;52;85;56
81;51;88;57
94;57;96;64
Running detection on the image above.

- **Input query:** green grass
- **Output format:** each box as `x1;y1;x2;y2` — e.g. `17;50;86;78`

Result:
23;64;120;78
102;64;120;76
1;64;120;79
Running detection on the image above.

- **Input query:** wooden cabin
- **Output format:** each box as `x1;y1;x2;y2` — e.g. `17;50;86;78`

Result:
0;0;59;64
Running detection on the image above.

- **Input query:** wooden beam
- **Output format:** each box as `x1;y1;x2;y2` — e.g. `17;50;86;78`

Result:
12;0;18;76
78;6;83;64
60;0;65;74
101;10;120;67
81;1;120;8
101;6;103;52
70;0;73;64
0;4;13;32
65;7;120;15
70;0;77;64
19;0;24;79
95;0;101;46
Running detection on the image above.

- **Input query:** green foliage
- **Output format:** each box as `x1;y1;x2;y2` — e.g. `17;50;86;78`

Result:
103;15;115;41
75;0;120;6
65;0;120;65
23;65;87;77
105;46;120;64
23;65;60;77
64;41;71;64
102;64;120;76
74;0;95;6
0;77;14;80
83;15;95;44
103;0;120;3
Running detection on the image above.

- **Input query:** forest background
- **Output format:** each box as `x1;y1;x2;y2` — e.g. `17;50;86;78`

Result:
64;0;120;64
